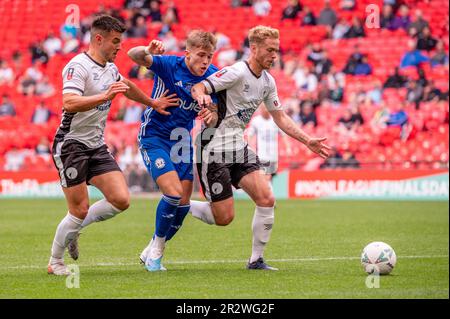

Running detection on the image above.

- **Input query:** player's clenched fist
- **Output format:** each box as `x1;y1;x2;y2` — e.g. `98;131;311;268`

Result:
195;94;213;109
146;40;165;55
104;81;130;101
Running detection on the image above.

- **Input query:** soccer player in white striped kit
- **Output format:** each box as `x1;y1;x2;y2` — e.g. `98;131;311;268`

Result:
190;26;331;270
47;15;178;275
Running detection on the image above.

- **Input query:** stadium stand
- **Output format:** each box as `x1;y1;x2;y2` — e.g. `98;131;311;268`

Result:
0;0;448;179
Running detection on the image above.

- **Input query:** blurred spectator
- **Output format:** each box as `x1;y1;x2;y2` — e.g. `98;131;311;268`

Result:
35;137;51;155
60;21;78;40
161;31;180;52
322;67;345;103
307;43;325;65
417;67;428;87
35;76;55;97
301;6;316;26
217;44;238;68
29;42;49;64
320;147;343;169
390;4;411;31
124;0;151;11
344;17;365;38
11;51;25;79
31;100;52;124
343;45;364;74
370;102;390;132
18;62;43;96
340;0;355;11
431;41;449;67
62;35;80;54
400;39;429;68
406;80;424;108
123;104;144;123
299;101;318;127
332;19;350;39
354;56;372;76
318;0;337;27
340;150;360;168
293;64;318;92
380;4;395;29
253;0;272;17
317;0;337;27
408;9;429;36
165;1;180;24
281;0;302;20
149;0;162;23
416;27;437;51
314;51;332;78
0;95;16;117
387;104;408;127
383;67;408;88
127;15;148;38
422;80;442;102
232;0;253;7
0;60;14;86
338;106;364;131
366;81;383;105
43;32;62;57
214;31;231;51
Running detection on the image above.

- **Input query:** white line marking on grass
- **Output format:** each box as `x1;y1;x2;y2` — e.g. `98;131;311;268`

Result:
1;255;448;270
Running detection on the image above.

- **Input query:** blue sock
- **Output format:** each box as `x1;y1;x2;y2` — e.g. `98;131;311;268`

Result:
166;205;190;241
154;195;181;238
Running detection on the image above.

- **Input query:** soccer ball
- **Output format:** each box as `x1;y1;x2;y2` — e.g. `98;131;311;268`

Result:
361;241;397;275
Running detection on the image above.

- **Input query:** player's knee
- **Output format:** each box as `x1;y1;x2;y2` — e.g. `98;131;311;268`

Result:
215;212;234;226
109;195;130;212
256;194;275;207
71;203;89;219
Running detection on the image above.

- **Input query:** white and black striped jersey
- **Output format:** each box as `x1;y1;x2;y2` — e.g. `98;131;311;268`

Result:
202;61;282;152
56;52;123;149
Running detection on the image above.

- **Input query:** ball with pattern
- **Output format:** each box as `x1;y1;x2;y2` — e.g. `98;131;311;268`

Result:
361;241;397;275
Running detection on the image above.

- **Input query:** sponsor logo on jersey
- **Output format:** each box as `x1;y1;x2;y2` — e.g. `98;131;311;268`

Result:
237;107;257;124
243;84;250;93
96;100;112;111
215;69;227;78
179;99;202;113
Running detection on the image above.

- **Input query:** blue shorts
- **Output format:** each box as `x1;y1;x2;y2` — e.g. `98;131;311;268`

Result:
139;136;193;182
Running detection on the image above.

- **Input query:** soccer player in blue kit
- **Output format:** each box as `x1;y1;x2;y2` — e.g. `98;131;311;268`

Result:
127;31;218;271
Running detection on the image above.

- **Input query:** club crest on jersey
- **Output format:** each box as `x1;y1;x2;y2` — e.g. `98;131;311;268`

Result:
155;158;166;169
215;69;227;78
66;68;74;80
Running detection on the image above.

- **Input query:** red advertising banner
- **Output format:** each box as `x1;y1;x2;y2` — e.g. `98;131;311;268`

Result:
288;169;449;200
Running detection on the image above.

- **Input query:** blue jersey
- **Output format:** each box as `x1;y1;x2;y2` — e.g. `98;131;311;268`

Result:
138;55;218;142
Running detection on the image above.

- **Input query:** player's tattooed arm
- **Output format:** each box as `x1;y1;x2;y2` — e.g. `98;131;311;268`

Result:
270;110;331;159
127;40;165;68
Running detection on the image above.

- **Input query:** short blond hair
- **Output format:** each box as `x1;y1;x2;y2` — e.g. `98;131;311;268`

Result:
248;25;279;45
186;30;217;51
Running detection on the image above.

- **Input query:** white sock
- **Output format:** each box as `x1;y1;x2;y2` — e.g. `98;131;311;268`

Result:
80;199;122;228
149;235;166;259
50;212;83;262
250;206;275;263
190;200;216;225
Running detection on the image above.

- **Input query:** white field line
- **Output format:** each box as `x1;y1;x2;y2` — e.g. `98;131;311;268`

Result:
1;255;448;270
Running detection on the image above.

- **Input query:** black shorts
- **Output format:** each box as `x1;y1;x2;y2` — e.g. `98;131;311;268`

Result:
52;139;121;188
197;145;261;202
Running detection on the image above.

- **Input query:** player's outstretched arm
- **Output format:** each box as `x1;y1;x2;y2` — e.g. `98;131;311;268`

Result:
270;109;331;159
127;40;165;68
122;78;179;115
62;82;130;112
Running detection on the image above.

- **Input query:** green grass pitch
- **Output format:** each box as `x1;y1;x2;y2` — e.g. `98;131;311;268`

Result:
0;198;448;299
